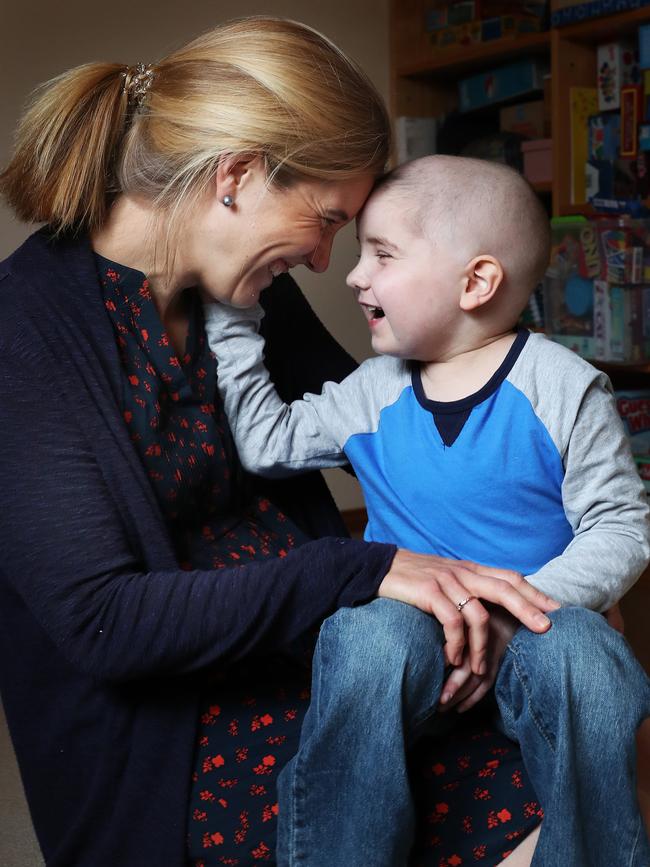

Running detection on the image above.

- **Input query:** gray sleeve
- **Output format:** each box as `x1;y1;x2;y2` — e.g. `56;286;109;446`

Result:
203;301;405;478
512;337;650;611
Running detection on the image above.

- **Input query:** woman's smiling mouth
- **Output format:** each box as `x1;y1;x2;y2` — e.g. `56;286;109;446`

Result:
269;259;290;278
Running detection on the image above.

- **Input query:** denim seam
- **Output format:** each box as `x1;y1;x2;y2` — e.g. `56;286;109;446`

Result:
506;645;556;753
412;703;440;728
627;819;642;867
289;631;327;865
411;644;445;728
288;748;307;864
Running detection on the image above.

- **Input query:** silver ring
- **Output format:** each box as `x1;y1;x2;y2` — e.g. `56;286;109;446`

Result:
456;595;476;612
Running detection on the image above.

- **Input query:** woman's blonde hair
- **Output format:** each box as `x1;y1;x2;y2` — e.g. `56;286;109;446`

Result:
0;17;391;233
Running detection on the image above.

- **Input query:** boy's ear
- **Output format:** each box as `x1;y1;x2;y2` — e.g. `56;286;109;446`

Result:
214;154;264;203
460;255;504;311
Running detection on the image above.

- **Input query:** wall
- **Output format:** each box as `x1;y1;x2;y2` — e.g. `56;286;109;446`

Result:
1;0;390;510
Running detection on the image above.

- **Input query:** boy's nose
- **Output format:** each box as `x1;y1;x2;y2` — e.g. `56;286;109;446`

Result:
346;261;368;291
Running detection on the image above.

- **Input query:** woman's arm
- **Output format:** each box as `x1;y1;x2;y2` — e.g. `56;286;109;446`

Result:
0;346;395;683
1;346;555;686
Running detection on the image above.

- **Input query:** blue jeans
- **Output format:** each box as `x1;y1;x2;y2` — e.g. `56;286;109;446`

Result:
276;599;650;866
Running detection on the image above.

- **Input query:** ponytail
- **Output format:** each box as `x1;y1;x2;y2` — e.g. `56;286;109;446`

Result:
1;18;391;236
0;63;129;232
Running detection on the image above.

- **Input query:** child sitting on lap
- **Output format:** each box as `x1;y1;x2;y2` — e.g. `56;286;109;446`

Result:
204;155;650;865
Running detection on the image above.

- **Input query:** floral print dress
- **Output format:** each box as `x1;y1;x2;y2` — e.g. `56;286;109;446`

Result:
97;254;542;867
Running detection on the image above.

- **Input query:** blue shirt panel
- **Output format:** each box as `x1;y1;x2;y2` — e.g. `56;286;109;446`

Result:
344;380;574;575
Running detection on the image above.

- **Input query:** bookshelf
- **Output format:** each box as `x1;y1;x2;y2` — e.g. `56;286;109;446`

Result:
389;3;650;215
386;2;650;668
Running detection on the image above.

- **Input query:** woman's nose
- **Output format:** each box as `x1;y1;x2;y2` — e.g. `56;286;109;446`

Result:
306;234;334;273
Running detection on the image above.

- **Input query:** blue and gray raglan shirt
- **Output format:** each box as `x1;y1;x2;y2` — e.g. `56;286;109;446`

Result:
204;302;650;611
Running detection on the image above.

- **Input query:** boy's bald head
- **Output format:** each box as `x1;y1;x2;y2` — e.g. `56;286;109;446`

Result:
374;156;550;320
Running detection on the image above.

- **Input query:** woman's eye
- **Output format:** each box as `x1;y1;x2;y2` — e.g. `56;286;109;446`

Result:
376;251;392;260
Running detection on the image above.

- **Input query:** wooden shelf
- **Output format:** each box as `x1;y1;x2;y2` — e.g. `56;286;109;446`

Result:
390;3;650;217
557;203;597;217
591;360;650;378
396;31;550;79
555;7;650;43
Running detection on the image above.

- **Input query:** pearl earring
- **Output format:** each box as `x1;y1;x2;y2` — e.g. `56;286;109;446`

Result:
222;195;234;207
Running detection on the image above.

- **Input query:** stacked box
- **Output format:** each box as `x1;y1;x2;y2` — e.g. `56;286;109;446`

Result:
571;87;598;203
544;217;650;361
395;116;440;164
552;0;650;28
615;390;650;491
597;41;639;112
522;138;552;182
500;100;546;138
458;59;548;111
426;1;547;46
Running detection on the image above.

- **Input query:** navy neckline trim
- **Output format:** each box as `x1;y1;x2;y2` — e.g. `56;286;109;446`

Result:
94;251;149;302
412;329;530;415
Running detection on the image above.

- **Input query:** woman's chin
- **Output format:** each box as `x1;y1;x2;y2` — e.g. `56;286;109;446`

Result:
230;294;261;310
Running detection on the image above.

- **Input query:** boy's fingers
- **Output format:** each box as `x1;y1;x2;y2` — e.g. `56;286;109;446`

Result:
439;658;473;707
456;679;493;713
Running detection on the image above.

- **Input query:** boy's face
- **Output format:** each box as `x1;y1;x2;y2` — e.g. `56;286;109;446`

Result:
346;190;466;361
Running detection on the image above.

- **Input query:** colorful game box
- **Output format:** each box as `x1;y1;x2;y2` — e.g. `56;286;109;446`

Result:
597;41;639;111
615;390;650;491
544;217;650;361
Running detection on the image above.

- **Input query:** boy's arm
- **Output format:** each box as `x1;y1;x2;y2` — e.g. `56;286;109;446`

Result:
204;300;358;477
259;272;358;400
526;374;650;612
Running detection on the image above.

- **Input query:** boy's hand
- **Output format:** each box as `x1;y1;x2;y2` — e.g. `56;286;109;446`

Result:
437;603;625;714
378;549;560;675
605;602;625;634
438;607;519;713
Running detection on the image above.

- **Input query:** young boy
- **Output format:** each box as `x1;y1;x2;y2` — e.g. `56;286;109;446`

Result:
204;155;650;863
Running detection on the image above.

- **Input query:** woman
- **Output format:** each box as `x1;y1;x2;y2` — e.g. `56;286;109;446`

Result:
0;17;558;866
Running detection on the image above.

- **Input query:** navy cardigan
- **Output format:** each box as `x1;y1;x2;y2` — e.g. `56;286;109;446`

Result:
0;230;395;866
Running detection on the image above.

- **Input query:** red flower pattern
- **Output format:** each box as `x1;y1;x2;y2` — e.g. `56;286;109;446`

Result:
96;257;541;866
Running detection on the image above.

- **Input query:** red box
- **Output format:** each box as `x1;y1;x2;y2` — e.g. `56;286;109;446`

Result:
621;84;643;157
521;138;553;183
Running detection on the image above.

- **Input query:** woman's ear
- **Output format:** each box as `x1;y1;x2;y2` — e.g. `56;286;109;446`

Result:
214;154;264;206
459;255;504;312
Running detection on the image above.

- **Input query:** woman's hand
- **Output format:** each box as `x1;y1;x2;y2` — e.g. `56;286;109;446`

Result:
437;601;627;714
438;607;519;713
377;549;560;675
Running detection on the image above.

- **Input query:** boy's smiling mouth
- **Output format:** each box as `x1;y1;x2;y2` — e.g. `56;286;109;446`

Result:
361;303;385;323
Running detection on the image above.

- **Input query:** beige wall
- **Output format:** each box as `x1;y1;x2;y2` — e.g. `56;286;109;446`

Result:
1;0;390;510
